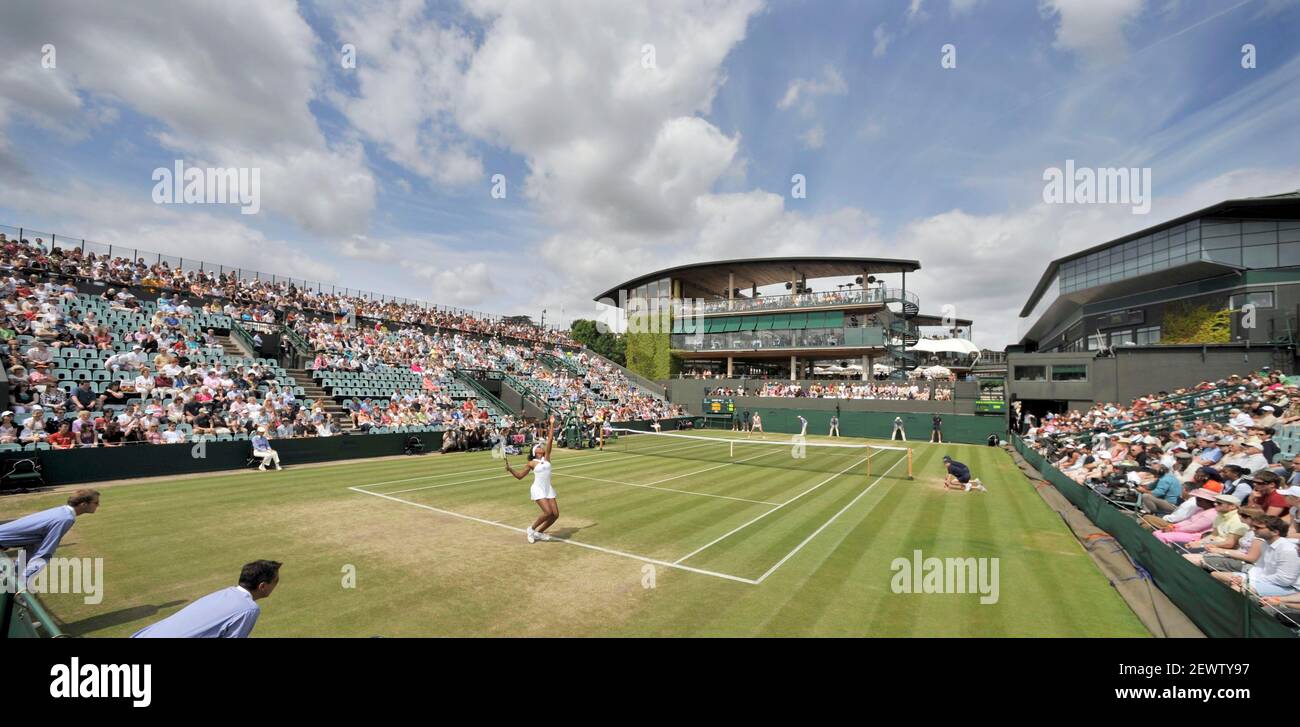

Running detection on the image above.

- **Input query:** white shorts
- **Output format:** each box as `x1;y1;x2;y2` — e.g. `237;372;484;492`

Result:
530;482;557;501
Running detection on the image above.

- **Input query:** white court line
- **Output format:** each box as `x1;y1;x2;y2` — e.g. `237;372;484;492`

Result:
379;438;782;499
360;438;721;493
553;445;788;505
557;472;781;505
639;447;785;487
753;456;904;583
356;447;609;489
672;454;871;565
347;486;758;585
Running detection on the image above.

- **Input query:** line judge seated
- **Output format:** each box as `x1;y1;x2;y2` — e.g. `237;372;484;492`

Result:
251;426;282;471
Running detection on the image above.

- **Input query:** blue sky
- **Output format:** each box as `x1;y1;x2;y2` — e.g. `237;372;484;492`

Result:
0;0;1297;347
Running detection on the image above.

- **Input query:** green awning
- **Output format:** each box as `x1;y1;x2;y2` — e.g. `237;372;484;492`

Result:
671;317;684;334
804;311;827;328
822;310;845;328
786;313;808;330
770;314;792;329
737;315;758;331
754;316;776;330
703;318;722;334
723;318;742;332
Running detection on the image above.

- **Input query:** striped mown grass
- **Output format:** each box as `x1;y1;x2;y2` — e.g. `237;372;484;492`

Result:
0;431;1148;637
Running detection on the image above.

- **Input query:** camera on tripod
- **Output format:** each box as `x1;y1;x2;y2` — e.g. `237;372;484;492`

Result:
1089;471;1135;502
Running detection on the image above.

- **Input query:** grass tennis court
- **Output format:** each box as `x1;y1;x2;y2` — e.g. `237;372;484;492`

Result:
0;431;1148;637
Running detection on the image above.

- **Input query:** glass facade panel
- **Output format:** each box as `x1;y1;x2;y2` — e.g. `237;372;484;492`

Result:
670;327;863;351
1280;242;1300;266
1203;247;1241;266
1243;230;1278;247
1051;364;1088;382
1230;291;1274;309
1243;244;1278;268
1203;220;1240;237
1013;365;1047;381
1053;217;1293;298
1243;221;1278;234
1203;234;1239;250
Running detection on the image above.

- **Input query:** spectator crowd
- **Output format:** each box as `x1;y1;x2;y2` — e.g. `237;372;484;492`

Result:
0;232;673;451
1022;368;1300;626
708;381;951;401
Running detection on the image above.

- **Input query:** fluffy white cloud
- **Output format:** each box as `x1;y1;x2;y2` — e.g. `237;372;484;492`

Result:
415;262;500;308
873;24;892;58
799;125;826;149
0;0;376;236
1041;0;1146;63
776;65;848;113
332;0;483;186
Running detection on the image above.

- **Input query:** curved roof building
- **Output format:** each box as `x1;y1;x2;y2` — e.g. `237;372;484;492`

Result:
595;256;972;380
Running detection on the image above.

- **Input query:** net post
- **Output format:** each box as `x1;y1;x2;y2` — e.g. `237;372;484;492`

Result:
908;448;913;480
866;449;872;480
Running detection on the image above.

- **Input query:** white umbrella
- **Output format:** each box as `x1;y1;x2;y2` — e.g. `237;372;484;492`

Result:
909;338;980;355
925;365;953;379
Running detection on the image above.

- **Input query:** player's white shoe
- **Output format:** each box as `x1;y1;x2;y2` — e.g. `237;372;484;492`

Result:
972;479;987;492
526;528;536;544
536;532;551;541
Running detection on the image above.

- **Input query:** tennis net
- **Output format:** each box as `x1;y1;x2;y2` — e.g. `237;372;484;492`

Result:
604;428;912;479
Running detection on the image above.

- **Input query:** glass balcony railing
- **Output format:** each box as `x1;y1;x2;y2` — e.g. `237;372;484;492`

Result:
671;326;887;352
682;288;884;315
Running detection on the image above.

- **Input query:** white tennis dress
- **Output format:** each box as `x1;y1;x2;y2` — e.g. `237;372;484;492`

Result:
530;456;557;501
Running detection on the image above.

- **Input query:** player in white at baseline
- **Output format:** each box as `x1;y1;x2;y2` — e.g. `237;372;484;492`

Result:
505;415;559;543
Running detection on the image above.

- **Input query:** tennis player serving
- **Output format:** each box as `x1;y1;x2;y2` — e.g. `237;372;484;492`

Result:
506;415;559;543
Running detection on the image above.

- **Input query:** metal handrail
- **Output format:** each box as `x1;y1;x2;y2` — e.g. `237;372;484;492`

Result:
680;287;884;315
454;370;515;417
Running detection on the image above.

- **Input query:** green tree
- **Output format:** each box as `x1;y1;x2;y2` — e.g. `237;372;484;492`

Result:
569;319;627;366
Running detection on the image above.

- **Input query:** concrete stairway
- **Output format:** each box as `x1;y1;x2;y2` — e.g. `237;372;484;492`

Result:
285;367;355;433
